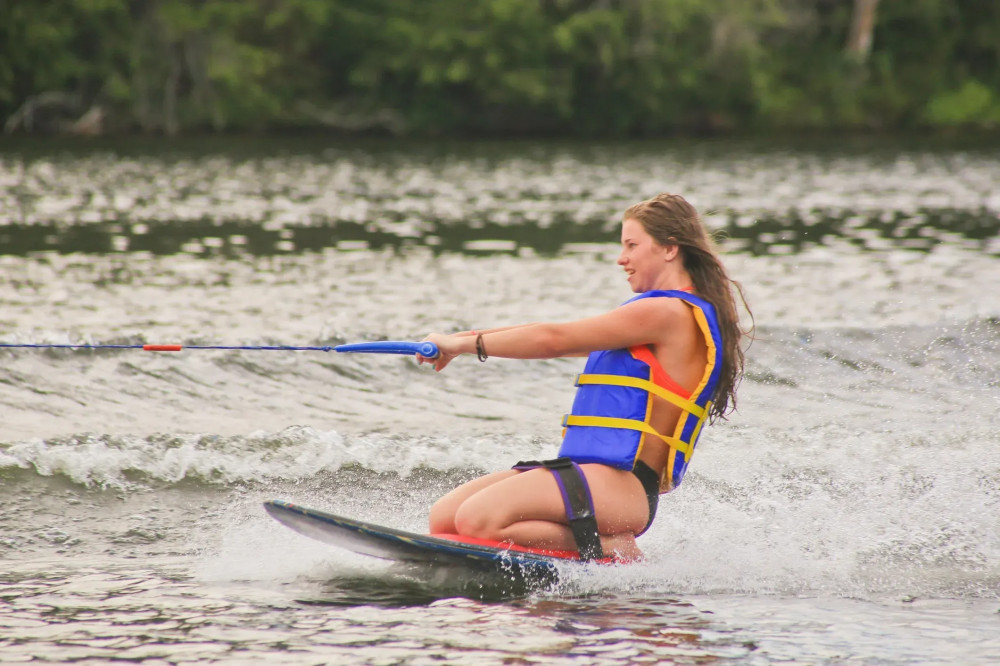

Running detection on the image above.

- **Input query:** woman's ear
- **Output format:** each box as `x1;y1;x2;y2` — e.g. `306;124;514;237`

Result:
663;243;680;262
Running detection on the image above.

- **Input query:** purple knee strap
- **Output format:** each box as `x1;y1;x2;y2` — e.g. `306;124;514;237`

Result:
513;457;604;560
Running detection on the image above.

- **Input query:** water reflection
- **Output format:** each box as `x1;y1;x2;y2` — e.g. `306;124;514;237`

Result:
2;206;998;258
512;596;743;663
724;207;1000;256
2;138;998;258
306;564;557;605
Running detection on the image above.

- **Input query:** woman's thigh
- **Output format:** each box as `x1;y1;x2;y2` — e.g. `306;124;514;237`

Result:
452;468;567;536
454;464;649;536
581;463;650;534
428;469;519;533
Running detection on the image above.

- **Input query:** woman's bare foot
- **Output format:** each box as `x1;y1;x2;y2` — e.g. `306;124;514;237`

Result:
600;533;645;562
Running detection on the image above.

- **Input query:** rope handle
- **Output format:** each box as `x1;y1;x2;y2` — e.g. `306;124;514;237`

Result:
0;340;440;358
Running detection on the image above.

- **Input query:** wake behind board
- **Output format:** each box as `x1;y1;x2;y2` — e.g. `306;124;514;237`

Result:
264;500;611;584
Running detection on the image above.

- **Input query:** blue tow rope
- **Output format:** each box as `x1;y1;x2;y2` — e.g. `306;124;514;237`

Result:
0;340;439;358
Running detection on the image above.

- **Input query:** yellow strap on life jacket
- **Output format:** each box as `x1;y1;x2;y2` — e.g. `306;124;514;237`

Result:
562;415;694;457
687;400;712;444
576;373;706;419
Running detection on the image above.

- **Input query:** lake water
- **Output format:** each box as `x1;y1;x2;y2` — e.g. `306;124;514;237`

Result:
2;136;999;664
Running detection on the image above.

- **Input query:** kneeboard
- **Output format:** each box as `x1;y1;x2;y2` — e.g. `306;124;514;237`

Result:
264;500;613;583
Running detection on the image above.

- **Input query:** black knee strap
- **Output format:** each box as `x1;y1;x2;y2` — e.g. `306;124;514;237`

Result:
513;457;604;561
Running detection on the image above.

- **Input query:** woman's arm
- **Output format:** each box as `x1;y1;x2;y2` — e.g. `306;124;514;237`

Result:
450;323;536;337
422;298;685;371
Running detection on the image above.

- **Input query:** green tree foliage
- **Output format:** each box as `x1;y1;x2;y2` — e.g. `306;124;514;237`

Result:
0;0;130;129
1;0;997;135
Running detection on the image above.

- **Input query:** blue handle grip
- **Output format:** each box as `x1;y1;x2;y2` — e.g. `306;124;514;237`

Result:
334;341;439;358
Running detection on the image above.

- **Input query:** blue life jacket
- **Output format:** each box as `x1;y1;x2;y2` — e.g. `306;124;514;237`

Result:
557;290;723;492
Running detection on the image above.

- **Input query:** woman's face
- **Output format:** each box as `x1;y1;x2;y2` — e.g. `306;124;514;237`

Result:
618;218;667;292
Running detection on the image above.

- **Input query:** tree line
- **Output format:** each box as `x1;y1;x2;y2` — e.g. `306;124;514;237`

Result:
2;0;998;137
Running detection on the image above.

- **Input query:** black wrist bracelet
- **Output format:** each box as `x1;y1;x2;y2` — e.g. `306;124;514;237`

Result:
475;333;488;362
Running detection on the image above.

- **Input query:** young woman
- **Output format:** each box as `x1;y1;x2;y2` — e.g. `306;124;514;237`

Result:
419;193;750;560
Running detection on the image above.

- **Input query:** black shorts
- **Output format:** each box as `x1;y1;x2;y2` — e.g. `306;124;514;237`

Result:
631;460;660;536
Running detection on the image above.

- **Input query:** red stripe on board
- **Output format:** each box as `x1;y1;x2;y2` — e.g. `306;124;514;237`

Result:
430;533;626;564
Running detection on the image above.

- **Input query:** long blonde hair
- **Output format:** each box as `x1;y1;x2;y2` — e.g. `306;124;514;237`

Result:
624;193;752;420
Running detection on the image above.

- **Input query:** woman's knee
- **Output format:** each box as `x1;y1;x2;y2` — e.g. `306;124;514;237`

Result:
428;496;456;534
452;501;506;540
429;470;519;535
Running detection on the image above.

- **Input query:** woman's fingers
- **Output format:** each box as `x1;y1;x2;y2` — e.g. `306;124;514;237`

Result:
419;333;457;371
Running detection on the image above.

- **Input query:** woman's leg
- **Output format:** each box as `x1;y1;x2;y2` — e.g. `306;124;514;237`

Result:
450;464;650;558
428;469;519;533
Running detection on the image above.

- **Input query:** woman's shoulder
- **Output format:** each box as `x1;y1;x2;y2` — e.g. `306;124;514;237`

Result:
616;292;694;327
629;290;718;319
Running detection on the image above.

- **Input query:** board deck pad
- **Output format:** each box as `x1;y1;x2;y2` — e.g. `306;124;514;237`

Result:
264;500;617;584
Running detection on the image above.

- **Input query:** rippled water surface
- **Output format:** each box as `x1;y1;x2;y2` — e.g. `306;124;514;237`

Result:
2;136;999;664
